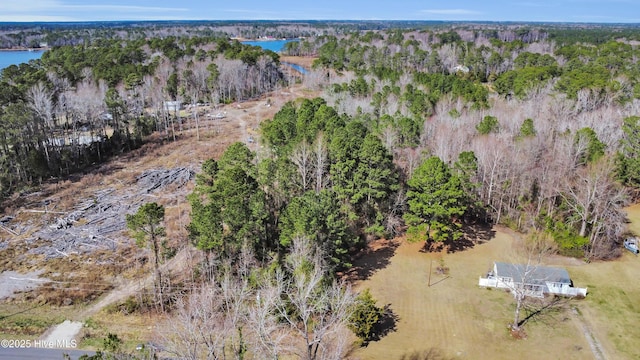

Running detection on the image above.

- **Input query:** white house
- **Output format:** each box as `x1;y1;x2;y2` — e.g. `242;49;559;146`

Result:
479;262;587;298
453;64;470;73
163;101;182;112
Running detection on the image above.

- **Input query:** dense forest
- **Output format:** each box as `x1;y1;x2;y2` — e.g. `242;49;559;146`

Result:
277;25;640;260
2;21;640;358
0;20;427;49
2;21;640;266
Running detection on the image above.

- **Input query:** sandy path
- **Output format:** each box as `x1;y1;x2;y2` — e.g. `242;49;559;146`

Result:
40;320;83;348
80;246;194;318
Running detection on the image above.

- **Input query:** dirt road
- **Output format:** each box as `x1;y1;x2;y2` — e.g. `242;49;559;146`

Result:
39;320;83;348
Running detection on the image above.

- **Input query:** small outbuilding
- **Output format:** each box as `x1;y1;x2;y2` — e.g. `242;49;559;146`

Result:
624;237;639;254
163;101;182;112
453;64;470;73
479;262;587;298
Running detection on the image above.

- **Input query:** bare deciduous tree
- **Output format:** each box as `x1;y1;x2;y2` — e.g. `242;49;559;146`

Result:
247;276;291;359
291;139;313;193
158;238;356;360
158;252;253;360
313;133;328;194
275;237;356;360
509;231;559;333
559;158;628;259
158;285;229;360
27;82;56;165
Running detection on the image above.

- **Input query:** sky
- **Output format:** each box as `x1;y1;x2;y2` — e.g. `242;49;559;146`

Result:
0;0;639;23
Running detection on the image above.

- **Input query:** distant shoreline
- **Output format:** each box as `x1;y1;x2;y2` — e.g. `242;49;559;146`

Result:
0;47;47;52
234;37;300;42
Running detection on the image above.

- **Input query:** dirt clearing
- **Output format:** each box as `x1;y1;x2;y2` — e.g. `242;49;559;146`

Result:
0;271;47;299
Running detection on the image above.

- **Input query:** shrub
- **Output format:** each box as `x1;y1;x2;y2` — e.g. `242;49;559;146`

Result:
476;115;499;135
349;288;383;343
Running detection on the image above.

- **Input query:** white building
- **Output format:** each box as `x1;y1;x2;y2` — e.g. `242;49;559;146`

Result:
479;262;587;298
163;101;182;112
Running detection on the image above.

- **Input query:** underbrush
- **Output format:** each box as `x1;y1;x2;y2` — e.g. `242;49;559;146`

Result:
0;243;25;271
32;270;114;306
26;248;135;306
79;314;151;352
104;294;156;315
0;302;72;337
104;272;188;316
0;313;57;336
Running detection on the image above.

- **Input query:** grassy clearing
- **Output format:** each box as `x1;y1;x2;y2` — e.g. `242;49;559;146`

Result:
352;205;640;360
79;311;157;351
280;55;316;69
352;232;594;360
566;203;640;359
0;302;79;339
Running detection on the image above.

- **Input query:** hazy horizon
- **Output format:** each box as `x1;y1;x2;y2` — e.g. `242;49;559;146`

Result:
0;0;639;24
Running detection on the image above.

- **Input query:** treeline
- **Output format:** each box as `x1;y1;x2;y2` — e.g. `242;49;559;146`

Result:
0;36;285;200
285;27;640;260
0;20;383;49
290;28;640;101
2;21;638;50
186;96;636;269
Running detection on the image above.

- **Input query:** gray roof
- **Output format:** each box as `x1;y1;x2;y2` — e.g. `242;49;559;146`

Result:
495;262;571;285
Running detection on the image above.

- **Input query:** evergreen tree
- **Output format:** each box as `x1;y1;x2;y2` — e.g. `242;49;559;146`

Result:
404;156;466;243
349;289;384;343
187;143;267;260
126;202;166;308
279;190;357;270
574;127;606;165
518;118;537;138
616;116;640;188
352;133;399;235
476;115;500;135
454;151;482;218
126;202;165;274
329;121;368;203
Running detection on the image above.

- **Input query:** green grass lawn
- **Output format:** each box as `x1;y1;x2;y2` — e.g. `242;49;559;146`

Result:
0;302;78;339
352;205;640;360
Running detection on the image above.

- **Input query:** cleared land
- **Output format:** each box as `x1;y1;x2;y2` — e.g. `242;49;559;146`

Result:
0;72;319;350
351;211;640;360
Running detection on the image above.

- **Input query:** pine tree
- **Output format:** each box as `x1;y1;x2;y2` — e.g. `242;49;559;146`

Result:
404;156;467;243
126;202;166;309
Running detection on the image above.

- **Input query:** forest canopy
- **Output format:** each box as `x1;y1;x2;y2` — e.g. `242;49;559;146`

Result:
2;21;640;358
3;21;640;264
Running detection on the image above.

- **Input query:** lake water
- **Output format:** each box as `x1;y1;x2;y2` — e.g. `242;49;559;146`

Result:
241;39;298;53
0;50;44;70
282;62;307;74
242;40;307;74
